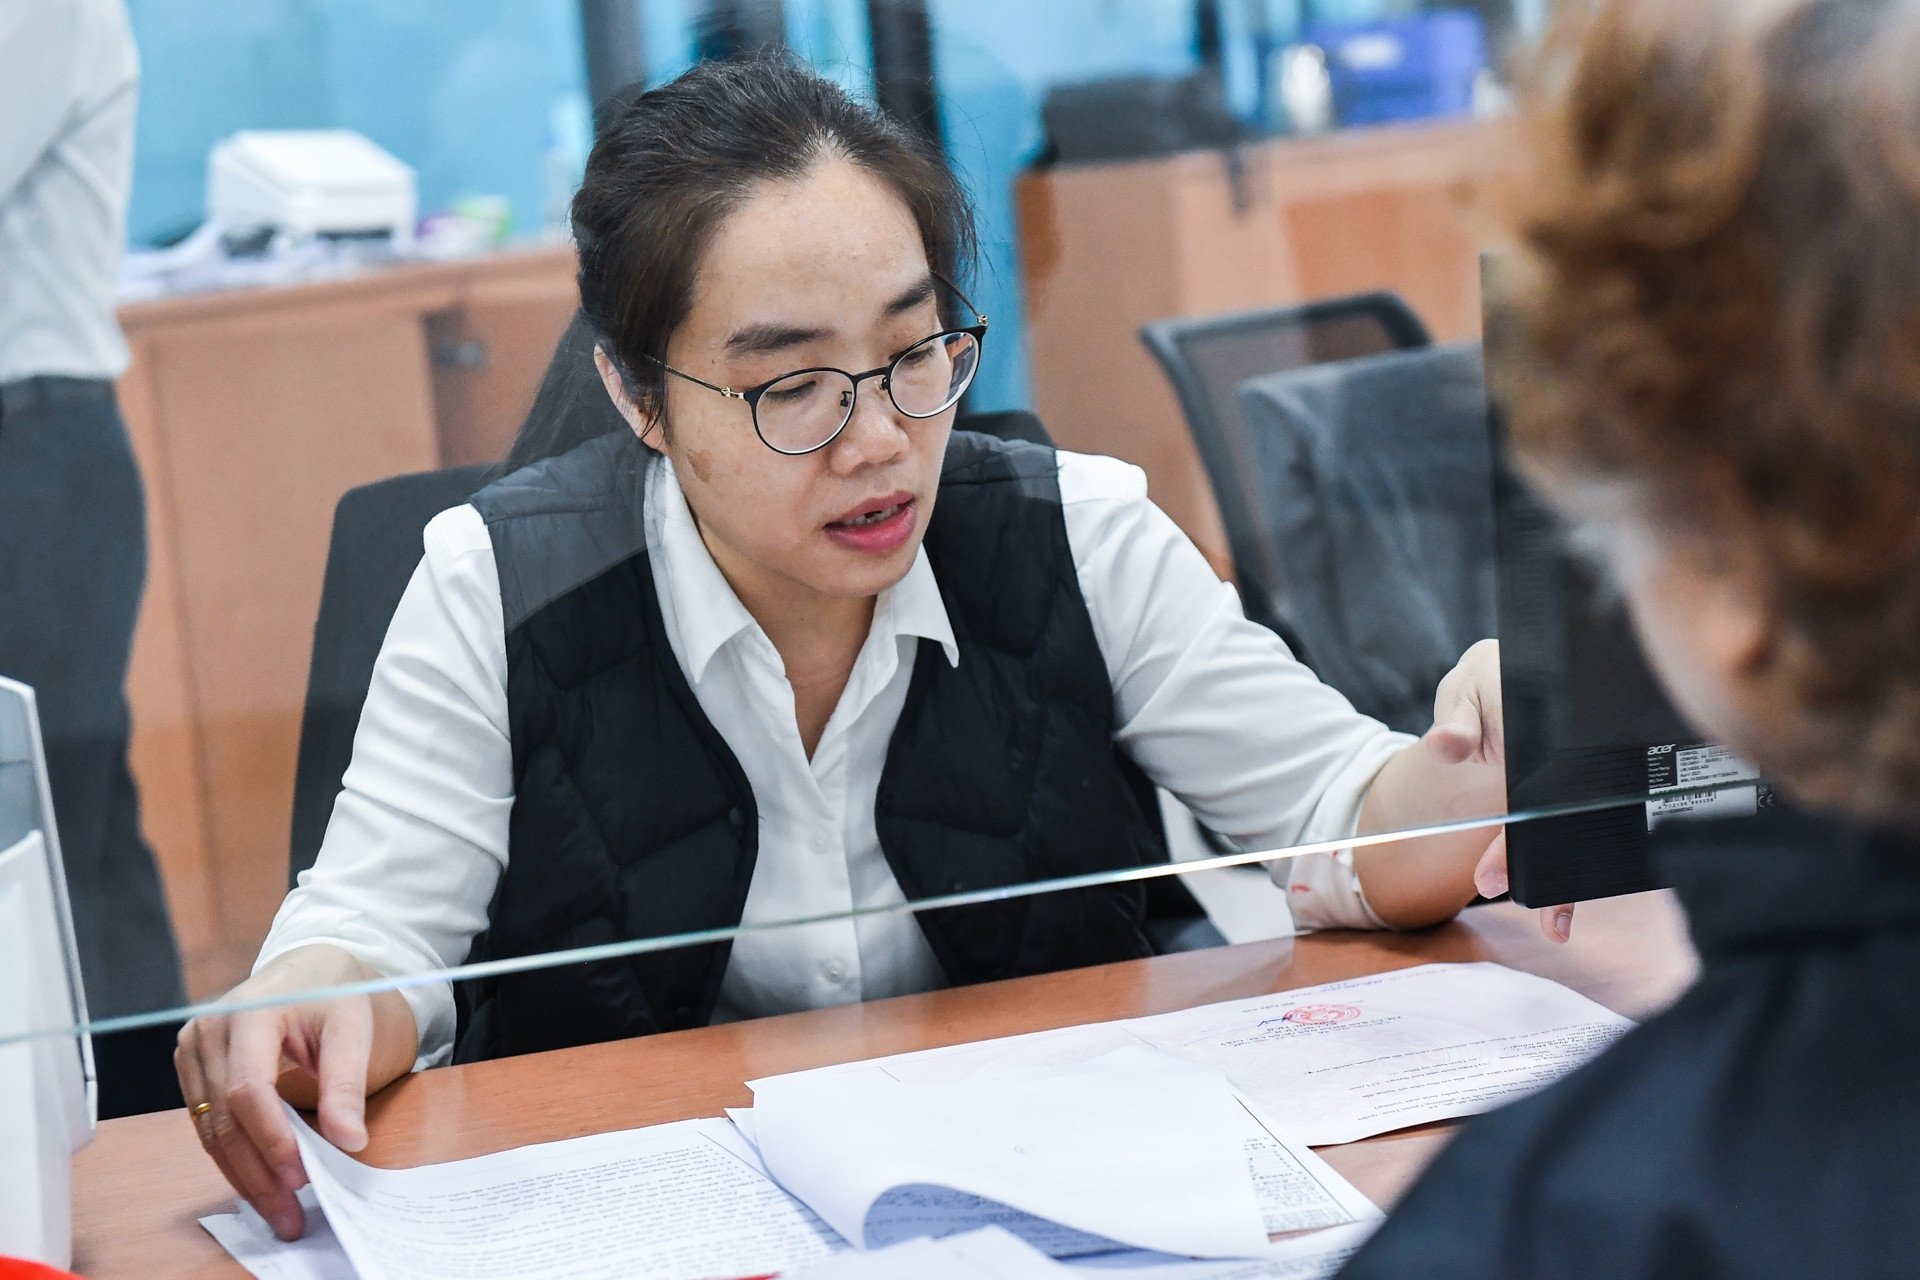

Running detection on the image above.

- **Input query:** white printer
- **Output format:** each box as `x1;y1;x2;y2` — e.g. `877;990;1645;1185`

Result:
207;129;418;250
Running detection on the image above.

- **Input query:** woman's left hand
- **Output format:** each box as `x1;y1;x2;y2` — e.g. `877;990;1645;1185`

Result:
1423;639;1576;943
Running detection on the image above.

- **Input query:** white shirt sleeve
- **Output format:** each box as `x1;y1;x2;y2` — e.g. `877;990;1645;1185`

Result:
253;505;512;1069
0;1;82;203
1057;451;1413;931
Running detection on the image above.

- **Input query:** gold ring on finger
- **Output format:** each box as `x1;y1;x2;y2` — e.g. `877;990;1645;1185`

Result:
191;1100;213;1117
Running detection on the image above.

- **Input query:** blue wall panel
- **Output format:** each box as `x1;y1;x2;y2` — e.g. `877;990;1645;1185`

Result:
124;0;590;246
122;1;1416;411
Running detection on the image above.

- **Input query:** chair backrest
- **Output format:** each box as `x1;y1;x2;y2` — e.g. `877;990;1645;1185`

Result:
1141;292;1430;653
289;465;493;888
955;408;1055;448
1233;343;1495;735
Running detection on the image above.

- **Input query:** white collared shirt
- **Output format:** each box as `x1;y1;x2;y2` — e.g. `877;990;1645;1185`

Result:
257;449;1408;1068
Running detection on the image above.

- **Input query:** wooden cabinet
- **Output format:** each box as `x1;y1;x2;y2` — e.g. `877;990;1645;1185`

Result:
117;247;576;999
1017;118;1516;575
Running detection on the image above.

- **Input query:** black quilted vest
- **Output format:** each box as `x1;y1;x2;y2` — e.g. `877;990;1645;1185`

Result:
453;430;1167;1062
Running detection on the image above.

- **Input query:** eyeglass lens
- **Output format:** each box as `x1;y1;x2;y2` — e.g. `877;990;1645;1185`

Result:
755;331;981;454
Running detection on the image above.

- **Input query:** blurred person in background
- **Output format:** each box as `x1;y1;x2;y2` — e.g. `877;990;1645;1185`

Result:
0;0;184;1017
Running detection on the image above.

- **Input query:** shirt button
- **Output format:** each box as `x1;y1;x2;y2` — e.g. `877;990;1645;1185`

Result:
824;960;848;983
811;832;830;853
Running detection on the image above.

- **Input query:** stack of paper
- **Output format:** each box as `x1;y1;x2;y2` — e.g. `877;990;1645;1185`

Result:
279;1112;843;1280
742;1047;1375;1258
782;1223;1377;1280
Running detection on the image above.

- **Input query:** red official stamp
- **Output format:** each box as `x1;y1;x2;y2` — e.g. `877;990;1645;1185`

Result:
1280;1003;1362;1026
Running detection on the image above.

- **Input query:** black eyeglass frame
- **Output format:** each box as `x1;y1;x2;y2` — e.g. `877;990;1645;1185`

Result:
637;275;990;456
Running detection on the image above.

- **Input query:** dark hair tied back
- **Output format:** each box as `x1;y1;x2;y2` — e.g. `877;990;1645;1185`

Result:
503;53;976;474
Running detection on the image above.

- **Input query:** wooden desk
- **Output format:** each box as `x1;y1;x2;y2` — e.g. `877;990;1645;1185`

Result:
69;891;1694;1278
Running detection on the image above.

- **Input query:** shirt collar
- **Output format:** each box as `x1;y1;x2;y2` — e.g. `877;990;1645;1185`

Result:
651;457;756;684
651;456;959;685
883;537;962;670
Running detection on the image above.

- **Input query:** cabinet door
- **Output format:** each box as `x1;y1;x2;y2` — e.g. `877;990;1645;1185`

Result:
134;301;440;984
429;257;578;468
118;342;222;997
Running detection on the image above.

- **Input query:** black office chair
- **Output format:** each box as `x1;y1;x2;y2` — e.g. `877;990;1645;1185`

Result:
288;465;493;887
1141;292;1431;662
956;408;1054;448
1233;343;1496;735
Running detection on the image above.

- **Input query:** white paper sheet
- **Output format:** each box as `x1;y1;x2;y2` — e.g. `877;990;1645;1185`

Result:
748;1028;1373;1242
780;1222;1377;1280
1069;1222;1376;1277
752;1047;1278;1260
200;1207;1374;1280
761;963;1628;1147
1127;962;1630;1144
286;1107;847;1280
785;1225;1075;1278
736;1080;1368;1246
200;1189;357;1280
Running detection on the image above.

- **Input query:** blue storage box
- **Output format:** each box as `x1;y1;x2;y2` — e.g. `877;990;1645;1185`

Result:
1304;11;1488;127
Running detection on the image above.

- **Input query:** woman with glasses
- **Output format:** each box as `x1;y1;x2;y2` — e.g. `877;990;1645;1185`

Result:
176;55;1527;1241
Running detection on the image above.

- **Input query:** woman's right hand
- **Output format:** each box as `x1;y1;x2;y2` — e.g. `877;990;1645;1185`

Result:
174;945;416;1241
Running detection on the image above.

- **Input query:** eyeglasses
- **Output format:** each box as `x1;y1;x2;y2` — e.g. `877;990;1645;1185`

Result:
640;279;988;456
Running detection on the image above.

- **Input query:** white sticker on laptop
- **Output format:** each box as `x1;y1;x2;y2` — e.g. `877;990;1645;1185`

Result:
1644;743;1766;829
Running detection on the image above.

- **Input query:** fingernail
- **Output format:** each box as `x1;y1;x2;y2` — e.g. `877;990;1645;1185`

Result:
1554;909;1573;942
272;1213;301;1240
282;1163;306;1191
1475;866;1507;898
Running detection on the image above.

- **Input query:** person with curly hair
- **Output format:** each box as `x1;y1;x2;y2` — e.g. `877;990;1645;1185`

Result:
1339;1;1920;1275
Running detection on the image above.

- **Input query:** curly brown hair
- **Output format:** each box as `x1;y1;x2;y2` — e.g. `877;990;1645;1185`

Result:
1498;0;1920;824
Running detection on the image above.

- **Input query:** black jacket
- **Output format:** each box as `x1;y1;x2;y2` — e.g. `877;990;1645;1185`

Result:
1339;810;1920;1279
452;431;1170;1063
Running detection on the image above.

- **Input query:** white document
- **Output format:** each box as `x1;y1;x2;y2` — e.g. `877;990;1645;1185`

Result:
770;963;1628;1147
1128;962;1630;1145
783;1222;1376;1280
287;1106;847;1280
201;1189;357;1280
1070;1222;1376;1278
737;1093;1368;1248
752;1047;1325;1260
756;959;1628;1151
786;1225;1077;1278
749;1028;1374;1241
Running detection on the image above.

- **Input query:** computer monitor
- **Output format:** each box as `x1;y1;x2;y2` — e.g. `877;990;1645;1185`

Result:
1484;260;1776;908
0;675;96;1268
